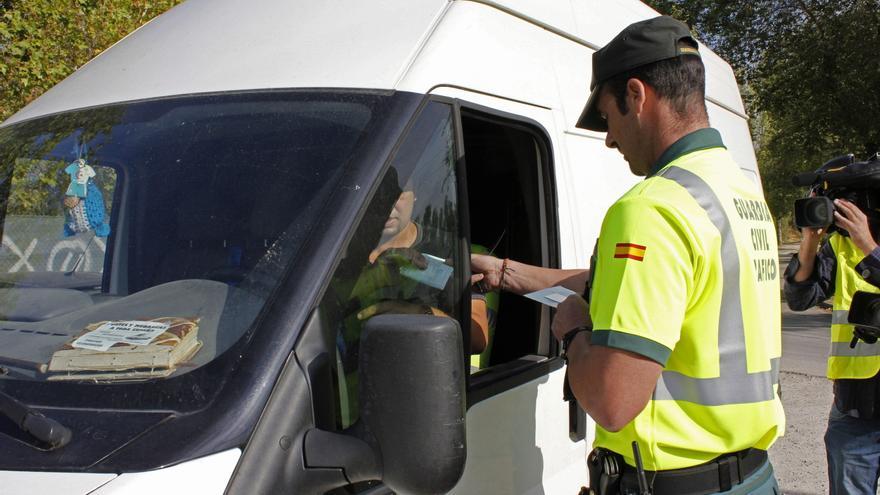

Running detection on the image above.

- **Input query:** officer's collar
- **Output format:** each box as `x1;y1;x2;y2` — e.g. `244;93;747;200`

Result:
647;127;726;178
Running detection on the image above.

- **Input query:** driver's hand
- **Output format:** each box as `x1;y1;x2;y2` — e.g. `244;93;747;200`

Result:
357;300;449;320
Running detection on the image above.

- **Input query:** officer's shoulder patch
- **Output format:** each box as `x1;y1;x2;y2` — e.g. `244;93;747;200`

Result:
614;242;646;261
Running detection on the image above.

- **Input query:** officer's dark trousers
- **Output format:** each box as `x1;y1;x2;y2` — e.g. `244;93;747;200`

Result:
706;460;779;495
620;460;779;495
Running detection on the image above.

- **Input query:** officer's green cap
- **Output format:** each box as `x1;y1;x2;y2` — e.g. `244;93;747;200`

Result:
576;16;700;132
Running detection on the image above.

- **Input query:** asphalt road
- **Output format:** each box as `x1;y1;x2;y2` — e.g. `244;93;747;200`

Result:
770;303;833;495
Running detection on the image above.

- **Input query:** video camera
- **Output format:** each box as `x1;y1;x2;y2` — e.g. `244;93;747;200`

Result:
792;153;880;232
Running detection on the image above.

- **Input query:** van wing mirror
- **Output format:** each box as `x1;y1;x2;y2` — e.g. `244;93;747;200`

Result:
301;314;467;494
360;314;467;494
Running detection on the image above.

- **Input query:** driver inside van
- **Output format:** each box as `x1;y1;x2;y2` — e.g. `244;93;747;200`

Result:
333;172;496;426
347;181;494;359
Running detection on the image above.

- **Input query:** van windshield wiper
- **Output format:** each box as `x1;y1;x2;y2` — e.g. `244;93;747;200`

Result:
0;389;72;449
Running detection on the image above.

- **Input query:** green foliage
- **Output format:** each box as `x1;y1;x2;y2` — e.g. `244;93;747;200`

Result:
0;0;183;121
0;1;170;219
645;0;880;240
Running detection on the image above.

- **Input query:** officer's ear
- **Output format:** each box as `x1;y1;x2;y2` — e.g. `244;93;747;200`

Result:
625;78;648;117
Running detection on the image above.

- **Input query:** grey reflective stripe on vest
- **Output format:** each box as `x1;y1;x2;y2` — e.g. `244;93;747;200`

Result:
829;309;880;356
831;310;849;325
830;341;880;357
653;166;779;405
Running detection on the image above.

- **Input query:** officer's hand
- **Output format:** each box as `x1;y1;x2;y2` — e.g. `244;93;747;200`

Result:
834;199;879;256
552;295;591;341
357;300;449;320
375;247;428;270
471;253;503;291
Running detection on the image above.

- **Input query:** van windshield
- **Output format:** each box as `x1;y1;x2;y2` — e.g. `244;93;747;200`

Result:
0;91;384;385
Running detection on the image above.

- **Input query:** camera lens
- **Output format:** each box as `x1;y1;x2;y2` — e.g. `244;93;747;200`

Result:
794;197;834;228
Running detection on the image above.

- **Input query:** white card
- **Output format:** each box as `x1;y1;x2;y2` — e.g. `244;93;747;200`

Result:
72;320;171;352
524;286;578;308
400;253;454;290
545;292;569;303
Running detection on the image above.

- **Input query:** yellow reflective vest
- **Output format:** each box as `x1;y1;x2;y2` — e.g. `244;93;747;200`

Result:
589;128;785;471
827;233;880;379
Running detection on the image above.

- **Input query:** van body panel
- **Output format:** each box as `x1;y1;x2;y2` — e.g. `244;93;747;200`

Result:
453;367;587;494
708;102;762;180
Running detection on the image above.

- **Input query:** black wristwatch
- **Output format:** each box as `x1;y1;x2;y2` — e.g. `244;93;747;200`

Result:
561;325;592;357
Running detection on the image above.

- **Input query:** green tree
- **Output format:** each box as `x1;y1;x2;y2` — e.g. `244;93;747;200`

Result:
645;1;880;238
0;0;183;121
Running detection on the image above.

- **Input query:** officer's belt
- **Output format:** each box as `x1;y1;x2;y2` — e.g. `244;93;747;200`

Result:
619;448;767;495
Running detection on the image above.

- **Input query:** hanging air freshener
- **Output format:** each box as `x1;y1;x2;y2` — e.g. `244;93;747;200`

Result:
62;159;110;237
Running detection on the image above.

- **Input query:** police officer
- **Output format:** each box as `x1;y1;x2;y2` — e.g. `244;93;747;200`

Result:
472;16;785;494
785;196;880;495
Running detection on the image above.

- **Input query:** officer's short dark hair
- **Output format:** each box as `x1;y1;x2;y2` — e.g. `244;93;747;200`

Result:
604;44;708;121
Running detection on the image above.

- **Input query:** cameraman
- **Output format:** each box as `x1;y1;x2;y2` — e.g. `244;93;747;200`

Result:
784;197;880;495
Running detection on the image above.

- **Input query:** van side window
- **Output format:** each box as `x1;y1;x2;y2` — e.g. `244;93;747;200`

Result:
1;158;116;282
319;101;462;430
462;110;556;383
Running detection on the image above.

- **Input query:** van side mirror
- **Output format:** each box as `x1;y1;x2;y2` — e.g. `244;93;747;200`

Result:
359;314;467;494
302;314;466;494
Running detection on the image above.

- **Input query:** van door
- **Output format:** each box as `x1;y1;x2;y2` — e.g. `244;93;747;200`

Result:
441;90;590;494
304;92;589;494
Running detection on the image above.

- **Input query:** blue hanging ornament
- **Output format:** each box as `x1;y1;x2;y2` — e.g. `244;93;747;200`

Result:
62;160;110;237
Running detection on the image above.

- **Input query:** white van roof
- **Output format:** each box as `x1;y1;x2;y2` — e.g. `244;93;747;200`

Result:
3;0;746;126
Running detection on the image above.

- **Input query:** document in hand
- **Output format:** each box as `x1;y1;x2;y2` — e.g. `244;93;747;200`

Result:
524;286;578;308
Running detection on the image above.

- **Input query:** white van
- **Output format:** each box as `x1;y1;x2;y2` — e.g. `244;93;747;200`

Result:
0;1;760;493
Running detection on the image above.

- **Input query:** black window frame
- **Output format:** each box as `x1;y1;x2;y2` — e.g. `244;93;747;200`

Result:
447;99;564;407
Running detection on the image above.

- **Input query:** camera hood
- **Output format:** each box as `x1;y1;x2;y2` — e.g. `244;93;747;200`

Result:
809;154;880;190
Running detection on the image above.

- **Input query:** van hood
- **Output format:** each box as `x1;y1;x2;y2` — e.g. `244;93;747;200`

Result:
0;471;117;495
0;448;240;494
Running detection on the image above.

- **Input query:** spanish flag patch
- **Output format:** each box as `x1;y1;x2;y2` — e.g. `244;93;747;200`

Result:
614;243;646;261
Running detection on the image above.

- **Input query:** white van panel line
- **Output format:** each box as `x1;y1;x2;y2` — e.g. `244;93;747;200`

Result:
462;0;600;50
89;449;241;495
391;2;455;89
0;471;117;495
398;1;564;108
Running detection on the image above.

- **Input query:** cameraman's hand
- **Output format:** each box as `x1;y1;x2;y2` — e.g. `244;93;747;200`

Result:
834;199;879;256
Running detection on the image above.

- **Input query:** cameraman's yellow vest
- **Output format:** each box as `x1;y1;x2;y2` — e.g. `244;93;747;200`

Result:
828;233;880;379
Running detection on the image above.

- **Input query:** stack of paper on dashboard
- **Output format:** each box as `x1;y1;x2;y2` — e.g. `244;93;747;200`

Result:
47;316;201;380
